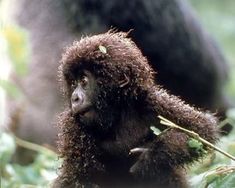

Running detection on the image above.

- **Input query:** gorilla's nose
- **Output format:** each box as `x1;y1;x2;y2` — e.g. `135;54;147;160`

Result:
71;91;84;113
71;92;80;103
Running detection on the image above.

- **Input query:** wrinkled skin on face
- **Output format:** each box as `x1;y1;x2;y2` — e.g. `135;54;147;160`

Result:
69;70;99;125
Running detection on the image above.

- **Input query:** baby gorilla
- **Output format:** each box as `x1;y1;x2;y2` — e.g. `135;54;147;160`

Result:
53;31;218;188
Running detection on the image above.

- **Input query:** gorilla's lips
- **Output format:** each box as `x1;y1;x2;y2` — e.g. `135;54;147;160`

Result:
71;104;93;116
72;104;97;124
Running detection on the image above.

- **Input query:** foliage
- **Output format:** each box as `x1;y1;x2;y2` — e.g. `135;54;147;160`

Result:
0;79;22;99
190;0;235;99
2;25;30;76
0;132;59;188
154;114;235;187
0;15;29;98
189;109;235;188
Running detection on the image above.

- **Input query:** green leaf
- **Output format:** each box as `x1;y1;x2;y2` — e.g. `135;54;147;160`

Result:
2;25;30;76
0;132;16;165
206;170;235;188
150;126;162;136
227;108;235;121
98;45;107;54
0;79;22;98
187;138;205;154
188;138;203;149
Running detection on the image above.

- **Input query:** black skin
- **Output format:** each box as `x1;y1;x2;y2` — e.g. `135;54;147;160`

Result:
70;70;98;125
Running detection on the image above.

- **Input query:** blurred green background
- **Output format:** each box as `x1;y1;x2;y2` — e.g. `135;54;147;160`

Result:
191;0;235;97
0;0;235;187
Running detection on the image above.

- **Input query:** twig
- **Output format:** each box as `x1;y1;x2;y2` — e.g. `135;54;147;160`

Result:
14;135;56;155
212;166;235;175
158;115;235;161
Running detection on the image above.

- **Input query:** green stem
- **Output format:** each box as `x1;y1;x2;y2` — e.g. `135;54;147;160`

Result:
14;135;56;155
158;115;235;161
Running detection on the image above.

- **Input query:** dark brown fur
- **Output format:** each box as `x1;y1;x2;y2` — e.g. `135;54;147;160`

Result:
53;31;218;188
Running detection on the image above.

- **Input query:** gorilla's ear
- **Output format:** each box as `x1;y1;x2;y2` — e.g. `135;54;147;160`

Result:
118;74;130;88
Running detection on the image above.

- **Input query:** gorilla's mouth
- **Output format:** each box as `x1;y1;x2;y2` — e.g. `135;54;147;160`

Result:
72;104;93;116
74;105;97;124
79;106;93;116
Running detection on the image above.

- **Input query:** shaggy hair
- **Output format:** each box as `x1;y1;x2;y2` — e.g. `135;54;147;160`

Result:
53;31;218;188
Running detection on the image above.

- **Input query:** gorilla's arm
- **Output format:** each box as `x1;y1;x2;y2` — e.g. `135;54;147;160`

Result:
130;86;218;178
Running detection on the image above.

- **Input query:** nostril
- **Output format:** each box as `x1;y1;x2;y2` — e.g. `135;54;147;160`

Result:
71;93;79;103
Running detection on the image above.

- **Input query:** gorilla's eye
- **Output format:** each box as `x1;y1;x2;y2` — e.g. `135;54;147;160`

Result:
80;75;89;89
71;80;77;90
